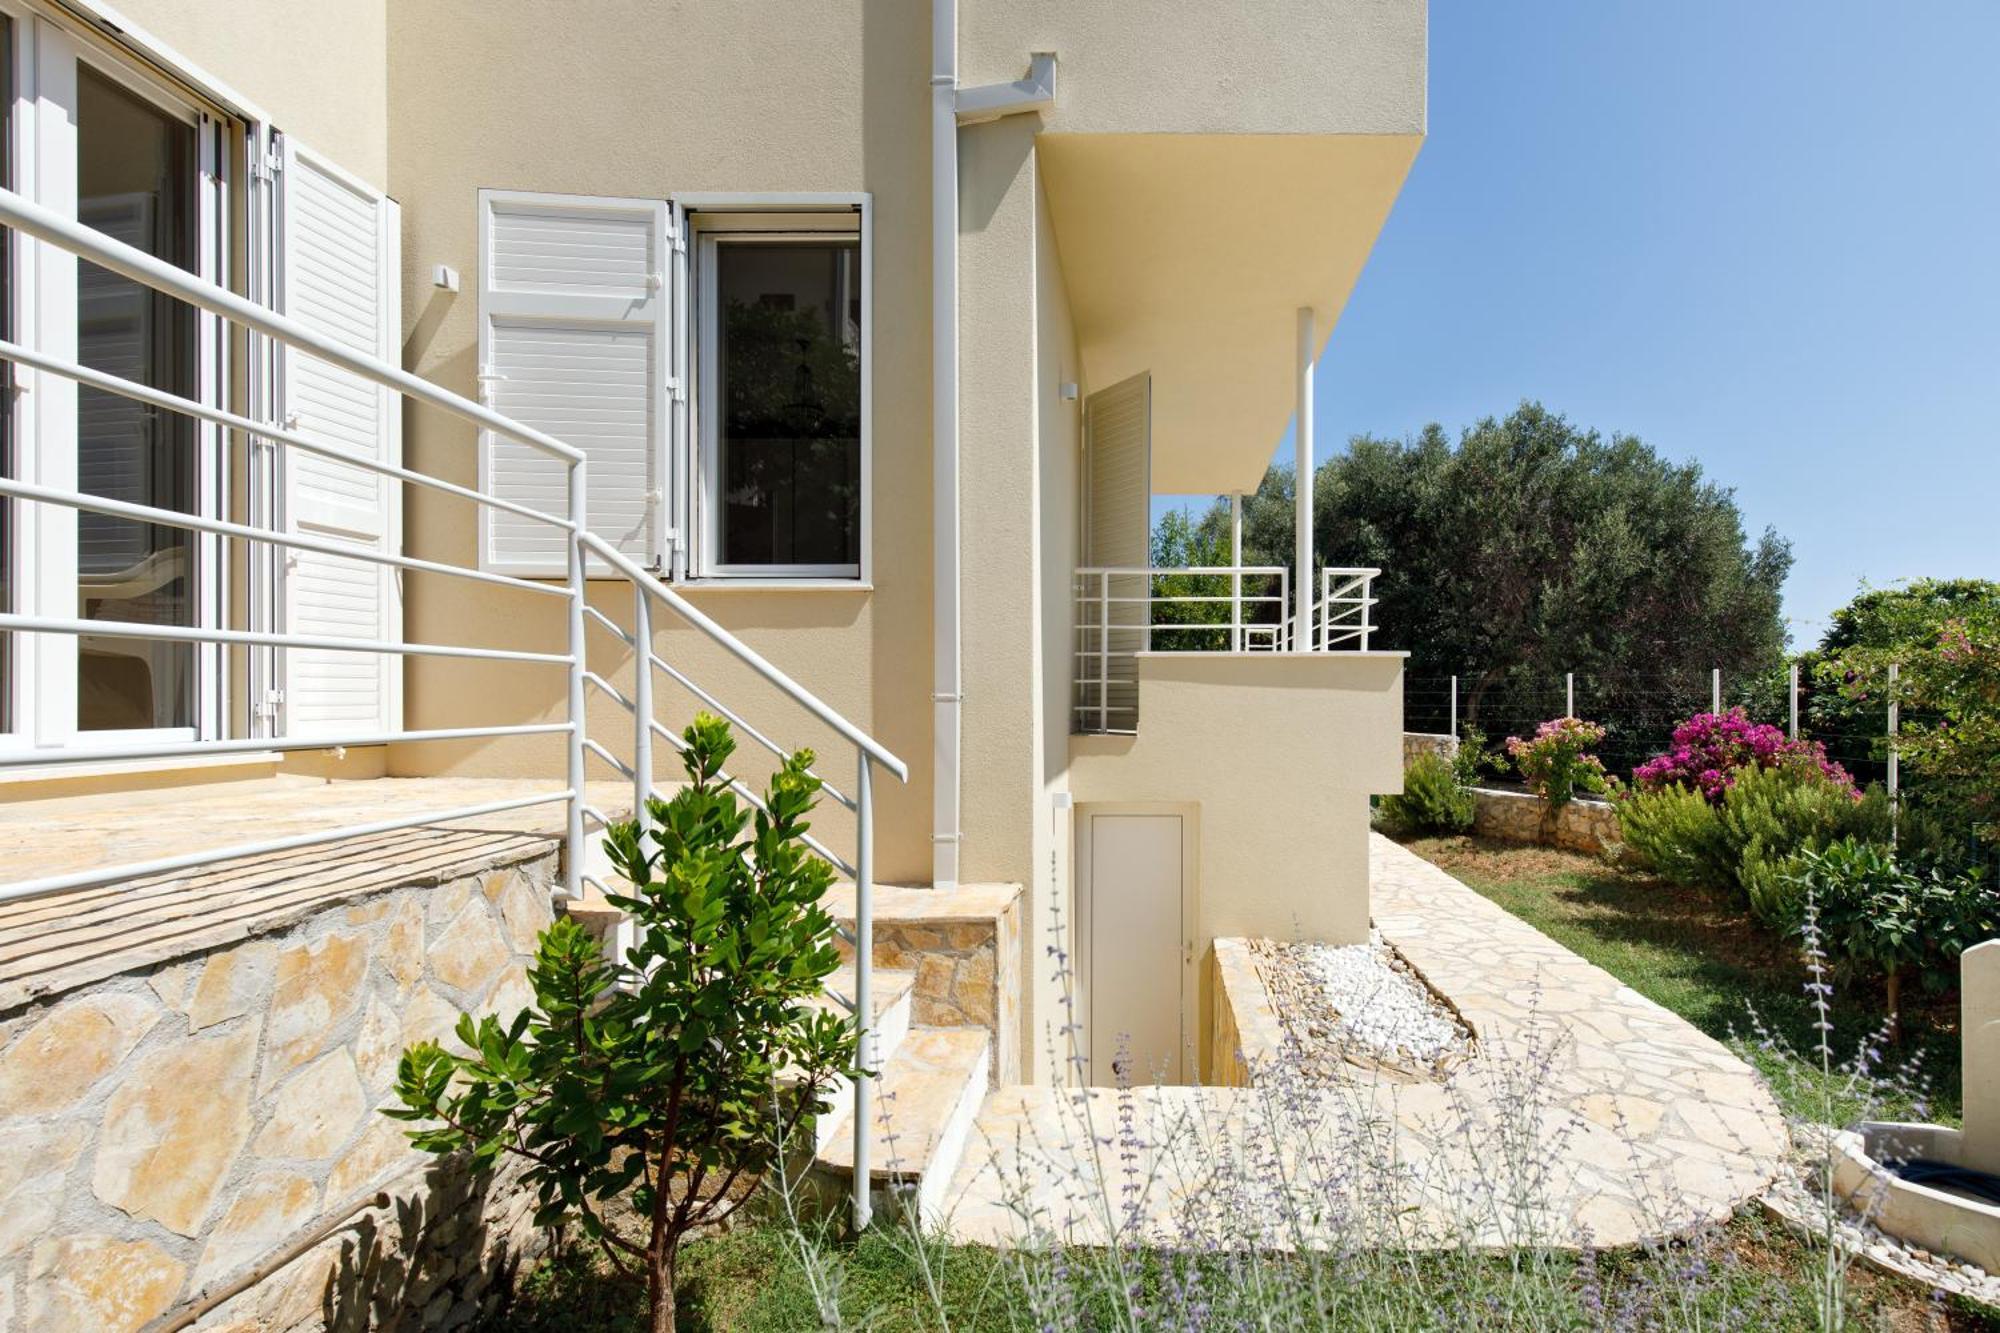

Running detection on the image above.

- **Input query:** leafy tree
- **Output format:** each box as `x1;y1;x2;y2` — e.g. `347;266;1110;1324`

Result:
389;715;858;1333
1146;506;1283;651
1189;403;1791;773
1802;579;2000;792
1829;588;2000;850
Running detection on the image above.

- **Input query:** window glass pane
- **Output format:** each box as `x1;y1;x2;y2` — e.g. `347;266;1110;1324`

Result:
75;64;198;731
717;240;860;569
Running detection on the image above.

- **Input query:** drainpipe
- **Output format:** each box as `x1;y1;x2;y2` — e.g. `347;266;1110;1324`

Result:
1294;307;1316;650
931;7;1056;889
931;0;961;890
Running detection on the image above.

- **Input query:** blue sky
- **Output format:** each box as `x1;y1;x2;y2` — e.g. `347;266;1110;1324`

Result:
1161;1;1999;648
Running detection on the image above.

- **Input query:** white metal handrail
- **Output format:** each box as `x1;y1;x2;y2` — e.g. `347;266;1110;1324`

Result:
1073;563;1381;734
1073;565;1288;733
1276;566;1379;653
0;184;904;1231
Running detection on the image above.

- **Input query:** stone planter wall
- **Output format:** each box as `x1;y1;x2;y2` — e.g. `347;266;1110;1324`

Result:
1402;732;1460;768
1470;786;1621;855
0;850;560;1333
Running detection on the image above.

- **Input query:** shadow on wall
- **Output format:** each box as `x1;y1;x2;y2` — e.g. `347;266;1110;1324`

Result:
313;1156;539;1332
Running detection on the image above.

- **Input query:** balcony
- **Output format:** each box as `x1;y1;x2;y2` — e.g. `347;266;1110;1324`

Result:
1073;564;1380;735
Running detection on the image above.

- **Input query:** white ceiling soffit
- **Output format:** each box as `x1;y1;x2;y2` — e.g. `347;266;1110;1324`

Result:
1039;133;1423;496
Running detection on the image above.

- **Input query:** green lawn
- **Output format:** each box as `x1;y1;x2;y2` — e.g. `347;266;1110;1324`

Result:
1400;834;1962;1128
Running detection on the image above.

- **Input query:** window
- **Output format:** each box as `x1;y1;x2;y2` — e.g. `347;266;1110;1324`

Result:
696;223;863;578
480;197;871;584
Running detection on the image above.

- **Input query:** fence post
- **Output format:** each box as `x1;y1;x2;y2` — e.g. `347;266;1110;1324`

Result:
1888;661;1900;843
1565;672;1574;719
1711;667;1722;715
1789;661;1800;740
1449;674;1458;738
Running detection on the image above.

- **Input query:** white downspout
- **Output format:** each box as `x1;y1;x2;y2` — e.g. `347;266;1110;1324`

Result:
931;11;1056;890
932;0;962;890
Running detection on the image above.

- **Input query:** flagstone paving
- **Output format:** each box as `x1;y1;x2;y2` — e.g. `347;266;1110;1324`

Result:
939;834;1787;1250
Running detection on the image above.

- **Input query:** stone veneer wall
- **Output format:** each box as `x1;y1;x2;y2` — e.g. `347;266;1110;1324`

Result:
1470;787;1621;856
1402;732;1461;768
0;850;559;1333
1208;938;1284;1088
850;903;1022;1086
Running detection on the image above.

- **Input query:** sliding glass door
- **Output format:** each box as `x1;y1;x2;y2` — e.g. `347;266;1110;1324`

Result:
74;61;200;732
0;10;223;751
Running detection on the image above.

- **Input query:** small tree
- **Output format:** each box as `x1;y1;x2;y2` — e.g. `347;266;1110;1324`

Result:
389;715;859;1333
1792;837;1997;1042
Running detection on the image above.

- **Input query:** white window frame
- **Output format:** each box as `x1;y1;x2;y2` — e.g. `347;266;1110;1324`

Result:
0;2;231;753
681;194;871;588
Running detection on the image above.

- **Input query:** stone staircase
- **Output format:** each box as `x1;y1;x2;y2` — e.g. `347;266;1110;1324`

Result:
569;879;1022;1228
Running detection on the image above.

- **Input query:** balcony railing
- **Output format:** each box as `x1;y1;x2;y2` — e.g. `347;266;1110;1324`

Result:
1073;563;1379;734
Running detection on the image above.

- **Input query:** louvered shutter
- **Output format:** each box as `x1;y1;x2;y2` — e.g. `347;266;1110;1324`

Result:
275;138;402;738
1083;374;1152;729
477;191;672;574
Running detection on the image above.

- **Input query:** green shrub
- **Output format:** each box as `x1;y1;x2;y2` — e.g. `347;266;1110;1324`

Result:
1379;752;1475;836
1790;837;1997;1038
1618;766;1893;920
1615;783;1730;887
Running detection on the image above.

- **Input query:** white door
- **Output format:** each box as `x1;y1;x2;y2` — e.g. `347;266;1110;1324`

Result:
274;137;401;739
1079;808;1192;1085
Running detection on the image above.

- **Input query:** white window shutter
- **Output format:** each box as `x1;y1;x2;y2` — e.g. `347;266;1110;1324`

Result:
275;138;402;739
477;191;673;574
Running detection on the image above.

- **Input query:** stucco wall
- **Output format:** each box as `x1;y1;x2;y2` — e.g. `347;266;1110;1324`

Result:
960;0;1426;136
1069;651;1405;1068
104;0;390;190
381;0;934;881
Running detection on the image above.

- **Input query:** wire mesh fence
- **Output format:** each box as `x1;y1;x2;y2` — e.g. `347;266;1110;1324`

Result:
1405;666;1899;790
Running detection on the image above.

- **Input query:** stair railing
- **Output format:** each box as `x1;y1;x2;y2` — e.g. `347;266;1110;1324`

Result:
0;185;905;1231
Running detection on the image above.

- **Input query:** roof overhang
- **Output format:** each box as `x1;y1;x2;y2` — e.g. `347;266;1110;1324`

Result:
1038;132;1422;495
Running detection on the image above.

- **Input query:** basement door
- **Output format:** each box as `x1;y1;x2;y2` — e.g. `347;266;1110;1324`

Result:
1077;805;1196;1085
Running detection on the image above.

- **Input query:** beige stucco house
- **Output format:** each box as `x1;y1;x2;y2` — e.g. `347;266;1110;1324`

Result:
0;0;1421;1318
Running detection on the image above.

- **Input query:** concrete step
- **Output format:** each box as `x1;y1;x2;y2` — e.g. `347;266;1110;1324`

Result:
813;1026;991;1228
808;965;916;1152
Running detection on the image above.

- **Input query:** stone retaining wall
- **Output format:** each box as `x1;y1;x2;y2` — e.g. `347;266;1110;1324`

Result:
0;850;560;1332
1402;732;1461;768
1470;786;1621;855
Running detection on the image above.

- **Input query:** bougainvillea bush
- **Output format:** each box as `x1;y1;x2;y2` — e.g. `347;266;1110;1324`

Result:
1631;707;1856;804
1504;717;1612;807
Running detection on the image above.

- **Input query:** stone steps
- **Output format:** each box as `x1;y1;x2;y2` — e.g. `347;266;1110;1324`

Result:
806;964;916;1153
811;1026;991;1227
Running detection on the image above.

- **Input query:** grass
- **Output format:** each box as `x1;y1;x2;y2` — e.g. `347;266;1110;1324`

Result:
1400;833;1962;1127
490;1211;1993;1331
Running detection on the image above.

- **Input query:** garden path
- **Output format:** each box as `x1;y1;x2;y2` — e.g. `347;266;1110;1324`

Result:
938;835;1788;1250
